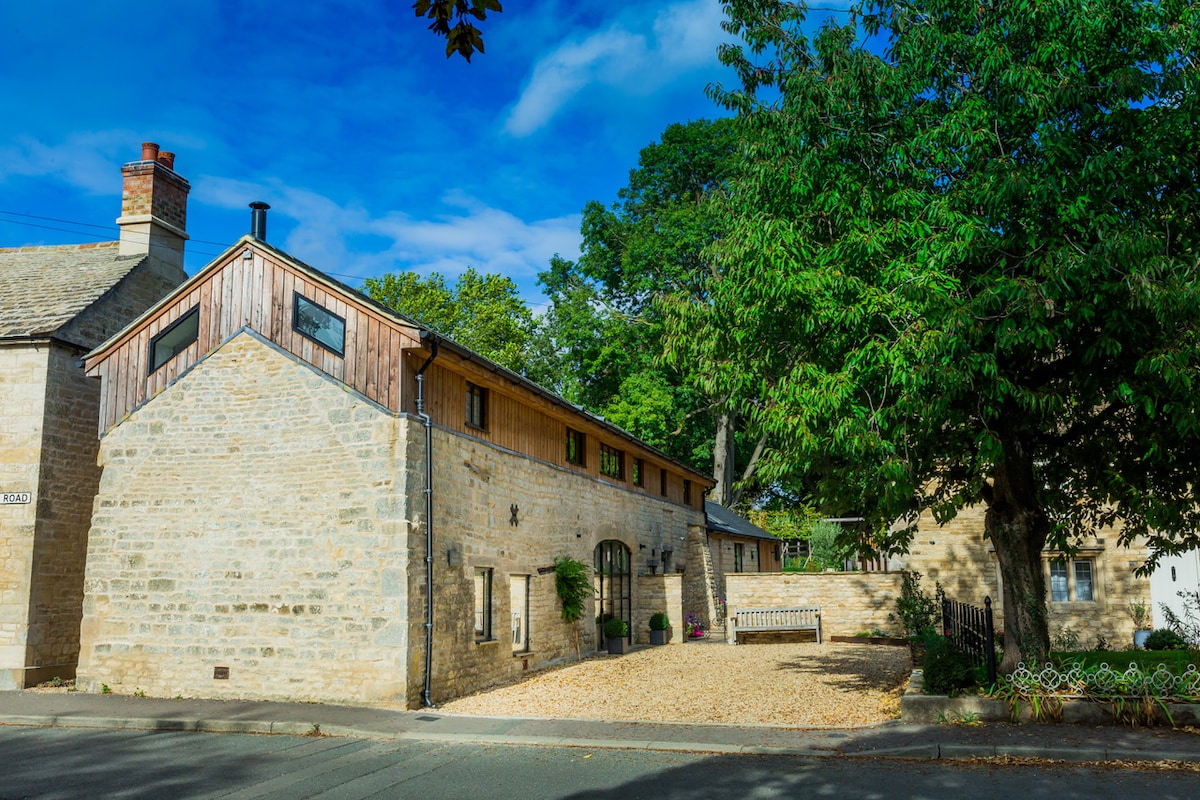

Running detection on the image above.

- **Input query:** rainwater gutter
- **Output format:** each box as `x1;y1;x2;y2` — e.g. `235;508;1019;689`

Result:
415;337;439;708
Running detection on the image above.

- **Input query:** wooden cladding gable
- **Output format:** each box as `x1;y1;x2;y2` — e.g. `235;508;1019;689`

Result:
85;245;420;433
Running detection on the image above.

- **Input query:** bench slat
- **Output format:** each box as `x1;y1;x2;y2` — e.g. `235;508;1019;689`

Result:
729;606;822;645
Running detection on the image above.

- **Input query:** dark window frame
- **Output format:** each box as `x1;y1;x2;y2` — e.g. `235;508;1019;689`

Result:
292;292;346;357
566;428;586;466
734;542;745;573
684;479;692;505
660;468;668;497
474;567;493;642
632;458;644;488
465;382;487;430
148;306;200;374
599;443;624;480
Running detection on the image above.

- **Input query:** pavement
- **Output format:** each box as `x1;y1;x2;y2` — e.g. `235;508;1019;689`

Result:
2;689;1199;763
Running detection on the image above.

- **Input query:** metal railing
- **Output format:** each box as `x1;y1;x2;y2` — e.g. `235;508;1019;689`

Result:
943;596;997;685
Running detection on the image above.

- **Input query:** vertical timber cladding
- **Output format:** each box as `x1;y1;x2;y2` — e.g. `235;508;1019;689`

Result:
86;243;419;433
78;334;414;703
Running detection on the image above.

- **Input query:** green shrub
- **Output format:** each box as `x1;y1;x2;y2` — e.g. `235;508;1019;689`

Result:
1143;628;1189;651
554;557;592;622
603;617;629;639
890;571;944;639
922;634;978;696
806;521;852;571
649;612;670;631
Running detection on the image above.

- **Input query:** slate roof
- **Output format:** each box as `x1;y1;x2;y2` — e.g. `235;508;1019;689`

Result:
705;500;779;541
0;242;145;344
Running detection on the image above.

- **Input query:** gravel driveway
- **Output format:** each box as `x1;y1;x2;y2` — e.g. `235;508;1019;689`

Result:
439;639;911;727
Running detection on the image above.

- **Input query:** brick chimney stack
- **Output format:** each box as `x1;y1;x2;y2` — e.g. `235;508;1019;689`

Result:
116;142;190;277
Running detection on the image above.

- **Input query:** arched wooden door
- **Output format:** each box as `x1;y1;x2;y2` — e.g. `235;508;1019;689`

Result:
594;540;631;642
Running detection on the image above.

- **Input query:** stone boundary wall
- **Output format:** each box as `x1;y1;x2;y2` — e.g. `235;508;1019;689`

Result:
724;572;905;640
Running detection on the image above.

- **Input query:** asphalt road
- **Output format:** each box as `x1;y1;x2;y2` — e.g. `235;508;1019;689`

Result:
1;726;1196;800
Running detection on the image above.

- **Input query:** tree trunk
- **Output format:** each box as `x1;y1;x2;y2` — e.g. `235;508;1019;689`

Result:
711;403;736;507
984;453;1051;675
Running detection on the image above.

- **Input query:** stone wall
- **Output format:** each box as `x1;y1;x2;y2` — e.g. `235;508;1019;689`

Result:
78;333;414;703
725;572;904;640
898;506;1154;648
635;574;683;645
411;424;704;706
0;344;49;689
77;331;707;706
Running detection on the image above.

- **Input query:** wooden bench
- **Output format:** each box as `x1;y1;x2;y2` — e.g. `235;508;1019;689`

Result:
728;606;822;644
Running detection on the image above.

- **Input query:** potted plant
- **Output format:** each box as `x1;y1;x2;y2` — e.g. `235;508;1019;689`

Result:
603;617;629;655
649;612;670;645
685;613;706;639
1129;599;1153;647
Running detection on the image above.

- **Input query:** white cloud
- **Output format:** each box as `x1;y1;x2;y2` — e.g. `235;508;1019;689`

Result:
503;0;726;136
0;132;138;194
195;177;579;297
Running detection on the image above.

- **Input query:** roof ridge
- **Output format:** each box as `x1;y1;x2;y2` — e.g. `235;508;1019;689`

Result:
0;241;119;254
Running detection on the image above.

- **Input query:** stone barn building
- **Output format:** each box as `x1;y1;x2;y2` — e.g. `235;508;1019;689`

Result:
76;223;711;706
0;143;189;689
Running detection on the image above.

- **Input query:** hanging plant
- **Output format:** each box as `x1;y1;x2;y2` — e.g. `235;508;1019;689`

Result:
554;557;592;622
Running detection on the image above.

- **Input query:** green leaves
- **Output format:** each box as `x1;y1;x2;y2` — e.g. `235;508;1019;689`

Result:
412;0;502;61
363;267;534;373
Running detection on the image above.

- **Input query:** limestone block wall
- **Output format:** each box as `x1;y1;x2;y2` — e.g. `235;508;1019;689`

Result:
725;572;905;639
684;525;717;629
78;333;414;703
635;574;683;644
899;507;1153;648
22;343;105;684
411;425;704;706
0;344;49;689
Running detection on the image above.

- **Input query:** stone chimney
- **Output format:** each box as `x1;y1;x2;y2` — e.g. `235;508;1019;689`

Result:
116;142;190;276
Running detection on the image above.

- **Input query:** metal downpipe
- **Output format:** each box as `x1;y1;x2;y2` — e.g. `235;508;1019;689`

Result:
415;339;438;708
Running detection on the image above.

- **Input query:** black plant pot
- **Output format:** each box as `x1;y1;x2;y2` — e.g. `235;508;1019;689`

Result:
606;637;628;655
649;629;668;646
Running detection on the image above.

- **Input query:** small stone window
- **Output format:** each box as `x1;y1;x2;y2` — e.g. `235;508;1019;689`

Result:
599;443;624;480
474;568;493;642
1048;558;1096;603
148;306;199;374
293;293;345;356
566;428;586;466
466;382;487;430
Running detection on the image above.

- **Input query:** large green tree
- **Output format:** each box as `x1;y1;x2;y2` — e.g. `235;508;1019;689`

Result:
364;267;535;373
672;0;1200;670
535;119;778;502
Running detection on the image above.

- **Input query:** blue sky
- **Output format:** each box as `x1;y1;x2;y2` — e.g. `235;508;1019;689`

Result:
0;0;848;310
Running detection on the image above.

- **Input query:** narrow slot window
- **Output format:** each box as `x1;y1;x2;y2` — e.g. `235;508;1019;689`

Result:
148;307;199;374
293;293;346;356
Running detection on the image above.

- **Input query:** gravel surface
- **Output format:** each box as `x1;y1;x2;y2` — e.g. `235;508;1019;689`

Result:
439;639;911;727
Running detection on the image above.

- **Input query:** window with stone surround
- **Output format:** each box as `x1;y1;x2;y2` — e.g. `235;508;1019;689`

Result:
293;293;345;356
1048;557;1096;603
510;575;529;653
474;568;493;642
734;542;745;573
149;306;199;373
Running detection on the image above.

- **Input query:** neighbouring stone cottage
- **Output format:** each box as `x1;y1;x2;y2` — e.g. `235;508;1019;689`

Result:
75;218;712;706
0;143;189;689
